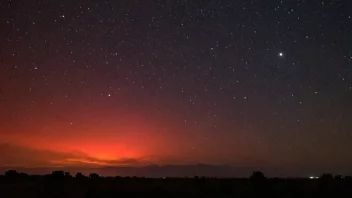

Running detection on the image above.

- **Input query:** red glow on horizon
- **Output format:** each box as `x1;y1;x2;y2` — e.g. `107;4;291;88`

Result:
0;112;186;167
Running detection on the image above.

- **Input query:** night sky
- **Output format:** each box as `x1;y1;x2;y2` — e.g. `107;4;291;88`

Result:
0;0;352;176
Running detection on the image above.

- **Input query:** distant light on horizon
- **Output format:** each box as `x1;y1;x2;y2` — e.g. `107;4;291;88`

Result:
309;176;319;179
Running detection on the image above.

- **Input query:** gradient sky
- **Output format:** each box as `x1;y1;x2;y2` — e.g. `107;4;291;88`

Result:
0;0;352;176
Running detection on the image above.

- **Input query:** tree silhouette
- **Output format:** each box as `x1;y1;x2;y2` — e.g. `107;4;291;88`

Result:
318;173;334;195
5;170;19;178
51;171;65;180
63;172;72;179
250;171;266;181
320;173;333;180
75;172;85;179
89;173;100;180
250;171;267;193
1;169;351;198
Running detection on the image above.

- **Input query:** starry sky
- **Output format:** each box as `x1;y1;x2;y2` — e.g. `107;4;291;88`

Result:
0;0;352;176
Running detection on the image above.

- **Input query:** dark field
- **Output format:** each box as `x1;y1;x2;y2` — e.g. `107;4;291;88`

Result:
1;171;352;198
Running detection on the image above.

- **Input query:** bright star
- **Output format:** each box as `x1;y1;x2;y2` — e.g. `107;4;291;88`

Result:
279;52;284;57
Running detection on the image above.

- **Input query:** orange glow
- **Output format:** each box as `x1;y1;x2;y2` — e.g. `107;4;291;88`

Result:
0;110;186;167
0;93;263;169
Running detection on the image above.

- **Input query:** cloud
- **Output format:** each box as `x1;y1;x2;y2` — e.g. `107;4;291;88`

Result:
0;143;142;168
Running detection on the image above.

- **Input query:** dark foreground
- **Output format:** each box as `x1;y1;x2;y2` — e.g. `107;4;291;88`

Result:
1;171;352;198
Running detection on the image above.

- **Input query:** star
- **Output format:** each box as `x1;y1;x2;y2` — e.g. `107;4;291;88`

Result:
278;52;284;57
